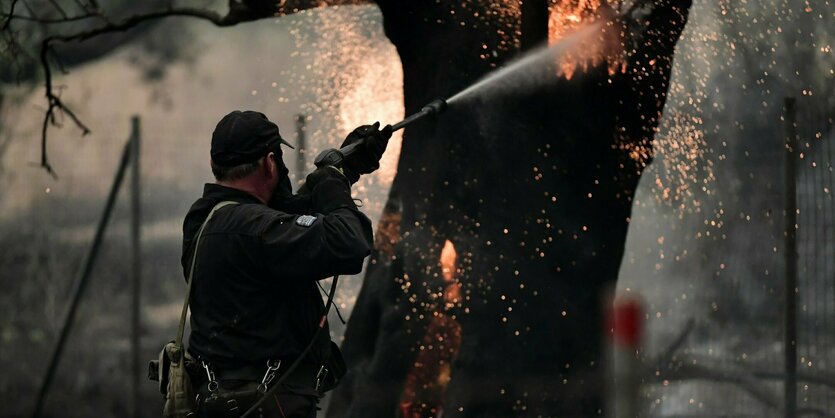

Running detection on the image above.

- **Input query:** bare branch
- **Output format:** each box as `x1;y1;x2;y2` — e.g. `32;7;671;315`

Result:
49;8;236;44
39;38;89;178
643;322;834;417
753;370;835;391
644;321;779;409
1;0;19;29
20;0;39;21
650;360;834;418
655;317;695;363
46;0;69;19
0;12;98;24
10;0;371;175
71;0;94;13
30;6;249;175
654;359;784;410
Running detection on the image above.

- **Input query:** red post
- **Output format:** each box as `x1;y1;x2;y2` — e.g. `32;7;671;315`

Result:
607;296;644;418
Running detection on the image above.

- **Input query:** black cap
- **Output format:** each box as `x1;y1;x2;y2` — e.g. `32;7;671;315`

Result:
211;110;294;167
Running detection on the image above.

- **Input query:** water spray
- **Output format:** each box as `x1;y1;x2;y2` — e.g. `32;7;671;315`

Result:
319;4;636;169
315;99;449;168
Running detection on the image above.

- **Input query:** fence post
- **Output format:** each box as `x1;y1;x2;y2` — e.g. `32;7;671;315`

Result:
130;116;142;418
31;133;134;418
608;297;644;418
783;97;798;418
295;114;306;185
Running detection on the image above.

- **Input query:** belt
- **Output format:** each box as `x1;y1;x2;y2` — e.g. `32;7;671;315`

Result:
212;361;328;394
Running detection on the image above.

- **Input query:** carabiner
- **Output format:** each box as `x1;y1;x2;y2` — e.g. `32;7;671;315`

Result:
202;361;218;393
258;359;281;393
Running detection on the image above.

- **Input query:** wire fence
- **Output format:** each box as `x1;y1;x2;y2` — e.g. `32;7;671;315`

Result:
639;97;835;418
795;98;835;415
3;93;832;417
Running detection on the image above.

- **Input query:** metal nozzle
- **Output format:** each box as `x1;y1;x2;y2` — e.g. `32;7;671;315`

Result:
421;99;448;115
391;98;448;132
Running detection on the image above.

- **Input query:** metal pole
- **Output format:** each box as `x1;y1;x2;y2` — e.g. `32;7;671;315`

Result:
130;116;142;418
520;0;549;51
295;114;306;186
783;97;798;418
32;136;134;418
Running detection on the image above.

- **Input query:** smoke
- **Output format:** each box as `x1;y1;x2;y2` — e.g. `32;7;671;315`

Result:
619;0;834;414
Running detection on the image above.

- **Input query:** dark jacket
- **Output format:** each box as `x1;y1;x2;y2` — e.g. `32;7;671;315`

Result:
181;173;372;369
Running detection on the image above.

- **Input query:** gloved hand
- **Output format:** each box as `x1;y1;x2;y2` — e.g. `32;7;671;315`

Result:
298;165;356;214
339;122;393;183
298;165;348;196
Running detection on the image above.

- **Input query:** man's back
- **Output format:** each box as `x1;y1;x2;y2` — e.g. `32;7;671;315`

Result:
171;109;388;418
182;182;372;369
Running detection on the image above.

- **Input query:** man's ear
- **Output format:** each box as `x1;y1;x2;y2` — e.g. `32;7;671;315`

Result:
265;152;278;178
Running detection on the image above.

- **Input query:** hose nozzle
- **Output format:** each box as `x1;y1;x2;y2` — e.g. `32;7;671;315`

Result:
391;98;448;132
421;99;448;115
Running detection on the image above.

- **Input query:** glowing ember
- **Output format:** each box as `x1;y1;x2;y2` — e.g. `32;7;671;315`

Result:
338;48;405;186
549;0;610;41
548;1;624;79
399;240;463;418
283;7;403;189
374;207;403;258
647;109;716;215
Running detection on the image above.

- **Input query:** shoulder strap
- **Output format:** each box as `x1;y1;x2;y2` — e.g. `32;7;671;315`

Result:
175;200;238;348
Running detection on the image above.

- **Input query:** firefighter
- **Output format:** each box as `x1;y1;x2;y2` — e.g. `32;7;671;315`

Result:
182;110;390;417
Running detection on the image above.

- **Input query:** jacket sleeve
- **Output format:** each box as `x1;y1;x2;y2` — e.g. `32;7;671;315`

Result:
261;172;373;281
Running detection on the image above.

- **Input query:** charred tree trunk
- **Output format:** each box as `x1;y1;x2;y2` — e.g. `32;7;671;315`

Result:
521;0;549;51
329;1;692;418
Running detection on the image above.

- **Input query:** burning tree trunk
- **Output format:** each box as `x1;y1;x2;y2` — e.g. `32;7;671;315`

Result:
328;1;692;417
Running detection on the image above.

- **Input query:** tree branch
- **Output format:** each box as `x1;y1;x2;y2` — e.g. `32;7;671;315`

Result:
0;12;98;24
651;358;784;411
643;325;835;417
46;0;69;20
655;317;695;363
643;320;834;417
4;0;369;176
39;38;89;178
650;359;834;417
1;0;19;30
31;6;252;176
753;370;835;391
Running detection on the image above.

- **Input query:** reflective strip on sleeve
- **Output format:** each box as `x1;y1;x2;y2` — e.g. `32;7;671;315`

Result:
295;215;317;227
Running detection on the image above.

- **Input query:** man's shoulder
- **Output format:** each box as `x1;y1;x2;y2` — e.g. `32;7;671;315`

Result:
224;201;291;219
214;202;295;234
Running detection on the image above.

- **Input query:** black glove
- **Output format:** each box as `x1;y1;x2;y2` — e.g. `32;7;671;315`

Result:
339;122;393;183
298;165;349;195
298;166;355;213
269;189;312;214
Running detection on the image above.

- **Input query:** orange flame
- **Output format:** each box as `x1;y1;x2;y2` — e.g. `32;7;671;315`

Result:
548;1;625;80
399;240;463;418
440;240;461;309
440;240;456;282
374;207;402;258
